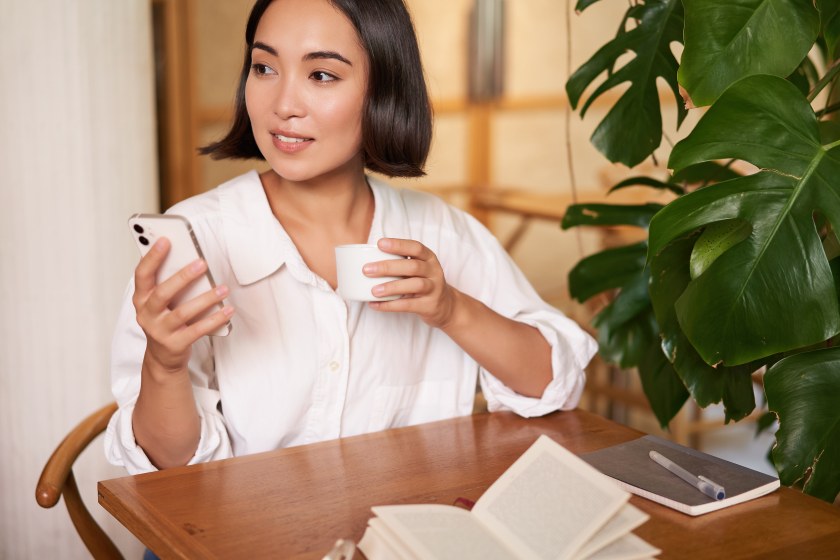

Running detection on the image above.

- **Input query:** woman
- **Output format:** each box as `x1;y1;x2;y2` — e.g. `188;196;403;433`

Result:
106;0;596;474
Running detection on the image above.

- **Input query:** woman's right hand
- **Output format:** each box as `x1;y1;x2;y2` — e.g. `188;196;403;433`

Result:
132;238;234;374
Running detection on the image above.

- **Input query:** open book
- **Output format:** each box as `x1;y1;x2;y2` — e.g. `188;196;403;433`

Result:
581;435;780;516
358;435;660;560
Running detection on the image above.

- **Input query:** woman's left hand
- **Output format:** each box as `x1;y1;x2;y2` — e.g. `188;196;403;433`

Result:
364;238;459;329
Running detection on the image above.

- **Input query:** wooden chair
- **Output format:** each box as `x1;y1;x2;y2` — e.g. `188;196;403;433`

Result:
36;401;124;559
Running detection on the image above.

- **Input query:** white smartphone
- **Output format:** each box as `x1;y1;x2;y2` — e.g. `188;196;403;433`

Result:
128;213;231;336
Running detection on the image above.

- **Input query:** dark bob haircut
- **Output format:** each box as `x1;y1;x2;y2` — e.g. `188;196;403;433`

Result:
200;0;432;178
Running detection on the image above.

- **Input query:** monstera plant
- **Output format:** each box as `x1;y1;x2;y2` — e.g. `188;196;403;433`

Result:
563;0;840;503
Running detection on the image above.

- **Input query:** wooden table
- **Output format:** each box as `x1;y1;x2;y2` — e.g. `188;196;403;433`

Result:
98;410;840;559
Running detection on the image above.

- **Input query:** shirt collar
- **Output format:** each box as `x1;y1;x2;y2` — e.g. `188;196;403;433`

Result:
219;171;412;287
219;170;295;286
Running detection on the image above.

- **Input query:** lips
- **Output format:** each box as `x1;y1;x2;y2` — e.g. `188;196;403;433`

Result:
272;130;313;143
270;130;314;154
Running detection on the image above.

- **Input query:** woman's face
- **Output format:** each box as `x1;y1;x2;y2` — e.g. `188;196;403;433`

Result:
245;0;369;184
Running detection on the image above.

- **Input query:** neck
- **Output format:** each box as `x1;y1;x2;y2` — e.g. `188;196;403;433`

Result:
260;166;374;244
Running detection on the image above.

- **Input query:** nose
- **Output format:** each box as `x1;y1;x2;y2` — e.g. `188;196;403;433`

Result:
272;77;305;120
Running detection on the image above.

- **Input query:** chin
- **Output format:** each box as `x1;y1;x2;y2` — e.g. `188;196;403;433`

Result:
266;167;314;183
264;154;365;184
258;154;314;181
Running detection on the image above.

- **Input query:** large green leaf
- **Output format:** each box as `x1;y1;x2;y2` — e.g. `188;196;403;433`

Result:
653;75;840;366
566;0;685;166
589;270;690;426
679;0;820;107
568;242;648;303
765;348;840;502
832;259;840;301
670;161;741;186
649;234;757;422
592;269;650;336
574;0;603;11
608;176;684;196
637;334;690;429
819;121;840;146
592;272;653;369
564;202;687;423
562;203;663;229
688;219;752;280
818;0;840;59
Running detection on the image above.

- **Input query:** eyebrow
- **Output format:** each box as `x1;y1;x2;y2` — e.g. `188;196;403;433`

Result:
251;41;353;66
304;50;352;66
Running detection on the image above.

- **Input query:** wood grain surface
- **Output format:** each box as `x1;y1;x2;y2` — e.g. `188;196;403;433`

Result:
98;410;840;559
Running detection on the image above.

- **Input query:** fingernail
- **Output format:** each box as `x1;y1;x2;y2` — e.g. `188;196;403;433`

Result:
363;264;376;275
215;285;229;297
372;284;385;295
379;238;392;249
191;259;206;273
222;305;234;316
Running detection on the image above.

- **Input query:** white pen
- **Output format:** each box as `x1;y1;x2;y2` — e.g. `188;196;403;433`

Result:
649;450;726;500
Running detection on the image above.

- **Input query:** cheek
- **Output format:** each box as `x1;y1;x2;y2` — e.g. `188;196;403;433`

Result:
346;105;364;144
333;95;366;143
244;82;258;122
244;79;272;126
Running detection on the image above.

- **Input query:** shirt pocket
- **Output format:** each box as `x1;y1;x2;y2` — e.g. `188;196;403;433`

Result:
367;378;462;432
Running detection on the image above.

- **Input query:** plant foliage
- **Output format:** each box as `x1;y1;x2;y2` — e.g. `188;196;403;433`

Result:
566;0;840;502
679;0;820;106
654;75;840;367
563;204;689;427
765;348;840;502
566;0;685;167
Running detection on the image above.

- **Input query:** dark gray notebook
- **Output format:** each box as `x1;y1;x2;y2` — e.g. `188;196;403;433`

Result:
581;435;780;516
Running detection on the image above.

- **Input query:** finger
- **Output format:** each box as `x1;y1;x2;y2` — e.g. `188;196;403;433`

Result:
377;238;433;260
144;258;208;313
163;284;230;331
145;299;234;352
176;304;235;341
364;255;427;278
134;238;171;297
368;296;419;314
371;277;431;299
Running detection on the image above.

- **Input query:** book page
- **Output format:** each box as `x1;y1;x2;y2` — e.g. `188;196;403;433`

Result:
473;435;629;560
359;522;417;560
572;503;649;560
372;504;520;560
585;532;661;560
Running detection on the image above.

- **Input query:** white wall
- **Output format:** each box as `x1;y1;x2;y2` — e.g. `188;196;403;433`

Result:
0;1;157;557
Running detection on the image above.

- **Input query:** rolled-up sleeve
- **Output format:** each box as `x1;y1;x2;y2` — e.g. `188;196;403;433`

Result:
104;279;233;475
465;220;597;417
479;308;595;416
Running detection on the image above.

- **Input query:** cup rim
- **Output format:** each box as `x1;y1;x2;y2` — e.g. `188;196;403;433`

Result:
335;243;379;250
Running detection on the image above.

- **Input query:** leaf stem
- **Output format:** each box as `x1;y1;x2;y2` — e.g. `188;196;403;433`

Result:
808;58;840;102
815;101;840;118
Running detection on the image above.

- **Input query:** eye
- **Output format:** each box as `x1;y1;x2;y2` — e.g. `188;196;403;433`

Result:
251;63;276;76
311;71;338;83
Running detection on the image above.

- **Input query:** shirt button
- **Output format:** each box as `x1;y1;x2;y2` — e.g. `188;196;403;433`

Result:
329;360;340;372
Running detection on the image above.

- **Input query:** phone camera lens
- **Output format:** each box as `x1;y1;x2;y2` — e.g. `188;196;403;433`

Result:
133;224;144;234
139;236;149;246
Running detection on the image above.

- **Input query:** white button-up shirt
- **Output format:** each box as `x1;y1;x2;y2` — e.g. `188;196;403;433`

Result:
105;171;597;474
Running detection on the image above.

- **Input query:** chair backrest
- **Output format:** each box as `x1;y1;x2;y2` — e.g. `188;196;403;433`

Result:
36;402;124;560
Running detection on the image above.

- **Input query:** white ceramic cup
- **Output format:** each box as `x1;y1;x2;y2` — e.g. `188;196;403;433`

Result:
335;244;405;302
